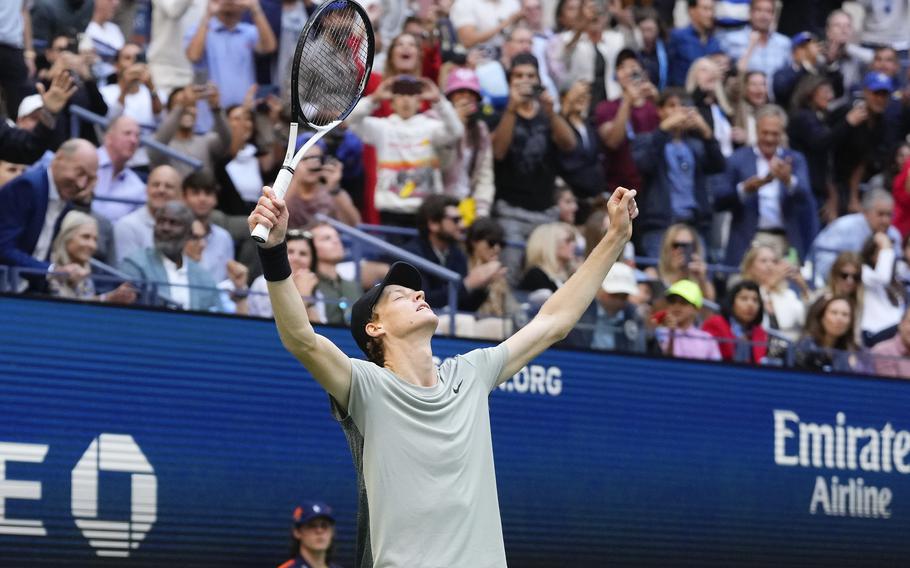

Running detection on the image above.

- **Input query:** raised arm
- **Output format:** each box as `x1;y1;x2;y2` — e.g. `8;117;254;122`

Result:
497;187;638;383
248;187;353;410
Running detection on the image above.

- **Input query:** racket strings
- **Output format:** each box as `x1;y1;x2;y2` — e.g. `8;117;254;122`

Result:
295;2;370;127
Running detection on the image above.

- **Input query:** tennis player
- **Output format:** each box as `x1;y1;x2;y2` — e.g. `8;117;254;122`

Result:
249;185;638;567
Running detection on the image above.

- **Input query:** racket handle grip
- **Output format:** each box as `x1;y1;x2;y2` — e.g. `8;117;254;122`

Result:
249;167;295;244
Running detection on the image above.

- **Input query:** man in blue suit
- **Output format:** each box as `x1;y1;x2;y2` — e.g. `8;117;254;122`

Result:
714;104;818;266
0;138;98;282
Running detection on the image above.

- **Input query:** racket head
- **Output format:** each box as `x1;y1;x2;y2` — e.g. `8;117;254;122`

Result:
290;0;375;129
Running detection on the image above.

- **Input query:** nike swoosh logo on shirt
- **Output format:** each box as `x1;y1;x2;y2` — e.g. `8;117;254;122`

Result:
453;379;464;394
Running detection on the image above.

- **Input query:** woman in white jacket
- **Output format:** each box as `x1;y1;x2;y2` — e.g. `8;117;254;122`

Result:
860;232;907;346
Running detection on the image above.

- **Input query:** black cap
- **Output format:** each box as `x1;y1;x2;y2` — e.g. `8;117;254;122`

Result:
350;262;423;358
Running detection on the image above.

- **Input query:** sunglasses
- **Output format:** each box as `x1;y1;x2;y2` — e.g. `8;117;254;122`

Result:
485;239;503;248
671;241;694;250
838;272;859;282
287;229;314;240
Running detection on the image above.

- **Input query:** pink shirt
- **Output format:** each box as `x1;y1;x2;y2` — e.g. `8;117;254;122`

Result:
871;336;910;379
657;326;723;361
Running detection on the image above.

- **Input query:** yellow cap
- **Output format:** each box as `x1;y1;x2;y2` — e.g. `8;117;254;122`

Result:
665;279;703;309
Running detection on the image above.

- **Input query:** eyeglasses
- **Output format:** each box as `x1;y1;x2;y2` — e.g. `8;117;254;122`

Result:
838;272;859;282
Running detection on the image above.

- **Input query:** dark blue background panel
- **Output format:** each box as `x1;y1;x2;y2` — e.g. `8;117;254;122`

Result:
0;296;908;567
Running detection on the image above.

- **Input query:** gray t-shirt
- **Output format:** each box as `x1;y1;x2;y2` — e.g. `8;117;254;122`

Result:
332;345;509;568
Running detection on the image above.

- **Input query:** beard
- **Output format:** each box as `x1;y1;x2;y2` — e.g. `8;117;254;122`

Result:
155;239;185;263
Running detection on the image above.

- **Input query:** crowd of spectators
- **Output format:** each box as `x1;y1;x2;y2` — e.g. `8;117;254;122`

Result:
2;0;910;379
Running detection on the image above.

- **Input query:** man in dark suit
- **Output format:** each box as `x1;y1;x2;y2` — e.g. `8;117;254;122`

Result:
0;138;98;281
404;195;503;312
714;104;818;266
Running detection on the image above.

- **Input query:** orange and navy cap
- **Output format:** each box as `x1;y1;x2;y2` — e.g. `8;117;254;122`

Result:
292;502;335;526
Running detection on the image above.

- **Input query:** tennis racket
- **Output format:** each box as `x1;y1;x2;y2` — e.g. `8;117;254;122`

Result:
250;0;375;243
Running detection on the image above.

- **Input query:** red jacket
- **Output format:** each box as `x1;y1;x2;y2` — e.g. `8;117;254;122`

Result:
701;314;769;362
892;157;910;239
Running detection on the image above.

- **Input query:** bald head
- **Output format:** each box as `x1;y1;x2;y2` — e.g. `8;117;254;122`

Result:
105;116;141;166
146;165;182;215
51;139;99;202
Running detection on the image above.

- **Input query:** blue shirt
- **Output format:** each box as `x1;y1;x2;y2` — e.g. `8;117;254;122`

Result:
811;212;902;283
0;0;24;48
665;140;697;221
720;27;791;89
668;25;722;86
185;18;259;108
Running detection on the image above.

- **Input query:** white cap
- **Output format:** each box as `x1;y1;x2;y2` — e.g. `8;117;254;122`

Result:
601;263;638;295
17;94;43;120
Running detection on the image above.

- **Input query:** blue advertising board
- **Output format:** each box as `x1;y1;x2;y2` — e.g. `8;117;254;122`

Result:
0;295;908;566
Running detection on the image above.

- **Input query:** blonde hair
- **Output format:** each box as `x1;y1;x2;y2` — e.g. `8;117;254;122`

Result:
524;222;575;282
739;243;785;291
50;210;97;267
685;57;733;116
657;224;705;284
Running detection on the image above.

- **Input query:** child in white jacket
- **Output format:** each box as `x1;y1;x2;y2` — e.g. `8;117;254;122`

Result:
345;76;464;225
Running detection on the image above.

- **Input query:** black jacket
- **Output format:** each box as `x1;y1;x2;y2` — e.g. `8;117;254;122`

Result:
403;237;488;312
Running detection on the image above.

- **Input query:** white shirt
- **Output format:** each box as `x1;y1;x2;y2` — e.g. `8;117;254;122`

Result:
92;147;148;222
450;0;521;57
861;248;905;335
34;169;65;264
100;83;158;128
736;148;798;230
148;0;207;93
83;21;125;82
225;143;264;203
162;254;191;309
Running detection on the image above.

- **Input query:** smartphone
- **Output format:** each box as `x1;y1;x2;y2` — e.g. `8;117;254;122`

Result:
530;84;546;98
192;68;208;86
681;242;694;267
255;84;280;101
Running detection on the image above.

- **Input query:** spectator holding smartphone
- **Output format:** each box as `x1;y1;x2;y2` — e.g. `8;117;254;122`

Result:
594;49;660;196
149;84;229;177
346;75;464;228
99;44;163;126
491;53;576;279
184;0;277;108
648;223;716;301
285;135;361;229
442;67;495;221
631;88;725;259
